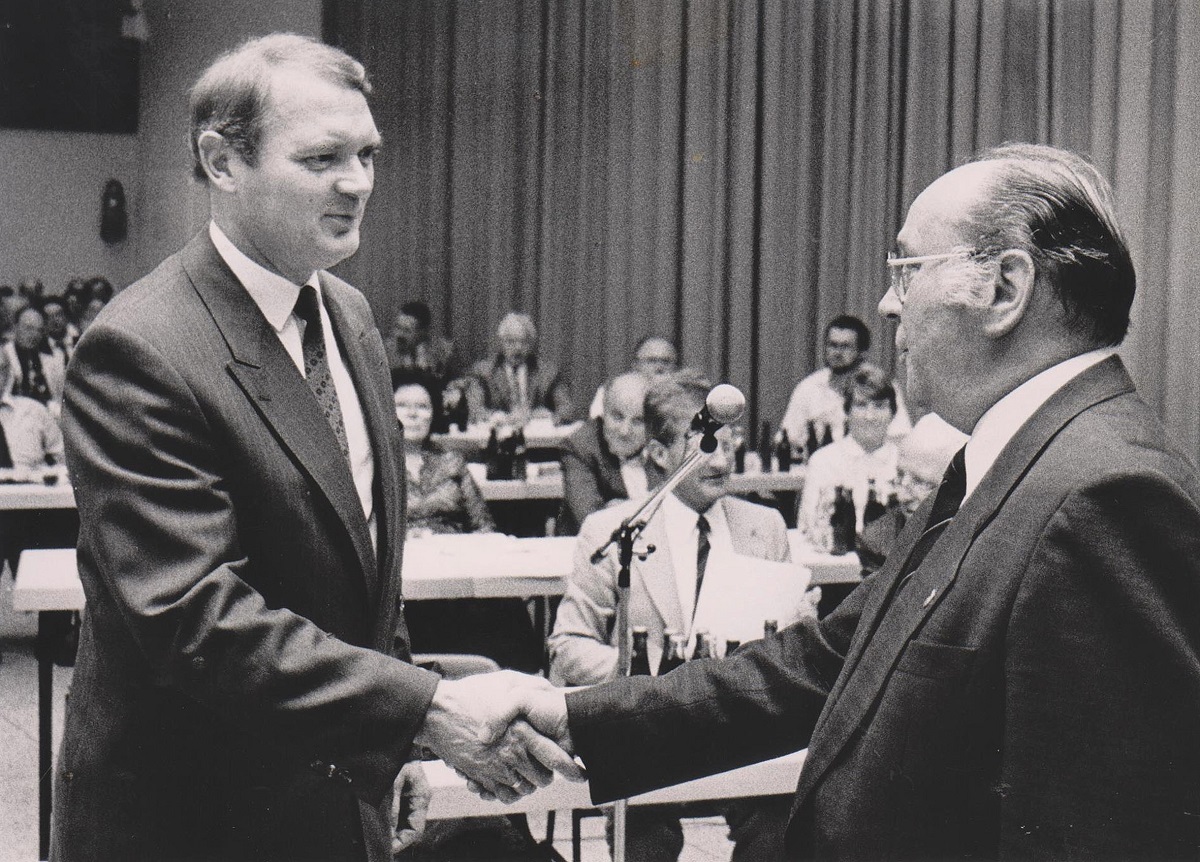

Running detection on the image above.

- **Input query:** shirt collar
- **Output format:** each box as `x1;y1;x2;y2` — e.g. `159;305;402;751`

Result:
663;487;727;529
964;348;1116;499
209;221;320;332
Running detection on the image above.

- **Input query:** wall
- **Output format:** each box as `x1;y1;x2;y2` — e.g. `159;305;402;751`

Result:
0;0;322;293
0;131;141;290
136;1;323;277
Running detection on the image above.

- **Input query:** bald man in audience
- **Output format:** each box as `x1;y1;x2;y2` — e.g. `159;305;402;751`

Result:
559;371;651;536
589;334;679;418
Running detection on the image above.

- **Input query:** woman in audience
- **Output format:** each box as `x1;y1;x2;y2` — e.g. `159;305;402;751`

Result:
392;370;542;673
394;370;493;534
798;366;900;550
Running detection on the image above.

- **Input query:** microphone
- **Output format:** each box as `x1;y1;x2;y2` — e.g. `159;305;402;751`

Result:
689;383;747;453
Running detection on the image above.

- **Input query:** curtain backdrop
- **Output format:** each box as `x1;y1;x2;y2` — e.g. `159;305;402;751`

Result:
326;0;1199;464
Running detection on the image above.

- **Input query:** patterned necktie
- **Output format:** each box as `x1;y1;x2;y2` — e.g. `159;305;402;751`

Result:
894;445;967;593
695;514;711;606
294;286;349;462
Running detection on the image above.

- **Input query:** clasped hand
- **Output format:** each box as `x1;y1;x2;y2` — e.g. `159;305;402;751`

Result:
414;670;582;803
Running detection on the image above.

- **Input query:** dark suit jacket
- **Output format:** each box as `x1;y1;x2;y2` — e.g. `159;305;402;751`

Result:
557;417;648;536
54;233;440;862
468;354;572;422
568;357;1200;860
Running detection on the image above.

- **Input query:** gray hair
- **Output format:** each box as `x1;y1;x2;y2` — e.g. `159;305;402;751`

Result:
965;143;1135;346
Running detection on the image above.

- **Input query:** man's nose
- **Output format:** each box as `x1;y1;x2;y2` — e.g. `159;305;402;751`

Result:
878;287;901;320
335;159;373;198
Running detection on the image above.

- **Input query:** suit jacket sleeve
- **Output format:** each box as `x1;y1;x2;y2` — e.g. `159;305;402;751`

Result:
997;471;1200;858
64;322;439;805
567;558;868;803
560;430;607;537
547;511;621;686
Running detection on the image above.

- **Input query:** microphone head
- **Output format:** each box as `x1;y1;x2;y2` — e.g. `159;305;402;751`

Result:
706;384;746;425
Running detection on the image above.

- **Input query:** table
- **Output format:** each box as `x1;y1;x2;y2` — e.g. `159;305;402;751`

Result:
469;465;808;503
0;480;75;510
425;748;805;818
433;420;583;454
14;536;855;859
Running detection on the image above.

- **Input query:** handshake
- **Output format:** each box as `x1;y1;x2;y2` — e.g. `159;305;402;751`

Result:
413;670;584;802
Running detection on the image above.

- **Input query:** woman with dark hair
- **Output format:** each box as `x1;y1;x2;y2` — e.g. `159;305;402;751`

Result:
393;369;492;534
392;369;542;674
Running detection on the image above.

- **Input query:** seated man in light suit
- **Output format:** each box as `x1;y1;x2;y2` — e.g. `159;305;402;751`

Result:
558;370;651;536
550;369;813;862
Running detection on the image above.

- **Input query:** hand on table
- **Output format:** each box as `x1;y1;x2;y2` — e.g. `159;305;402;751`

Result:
414;671;584;803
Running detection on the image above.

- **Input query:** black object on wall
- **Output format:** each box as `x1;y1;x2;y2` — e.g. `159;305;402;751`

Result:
0;0;140;134
100;178;127;244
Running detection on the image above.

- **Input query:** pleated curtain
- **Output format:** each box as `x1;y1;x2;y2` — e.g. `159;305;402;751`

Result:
327;0;1200;464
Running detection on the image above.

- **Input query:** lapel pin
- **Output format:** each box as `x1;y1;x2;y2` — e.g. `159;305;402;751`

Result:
923;587;938;608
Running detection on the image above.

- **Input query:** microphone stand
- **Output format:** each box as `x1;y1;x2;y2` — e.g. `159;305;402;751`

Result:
589;436;710;862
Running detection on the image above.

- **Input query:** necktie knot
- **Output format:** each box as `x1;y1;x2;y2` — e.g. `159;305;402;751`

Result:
294;284;321;329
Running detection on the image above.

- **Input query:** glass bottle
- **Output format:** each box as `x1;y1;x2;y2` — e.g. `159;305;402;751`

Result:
691;630;715;660
758;420;773;473
830;486;857;554
763;619;779;638
775;429;793;472
630;626;652;676
658;632;689;675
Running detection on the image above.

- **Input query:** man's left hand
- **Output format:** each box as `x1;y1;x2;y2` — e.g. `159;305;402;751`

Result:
391;761;430;855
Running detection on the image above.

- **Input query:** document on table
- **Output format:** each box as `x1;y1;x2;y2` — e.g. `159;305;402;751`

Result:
691;549;813;647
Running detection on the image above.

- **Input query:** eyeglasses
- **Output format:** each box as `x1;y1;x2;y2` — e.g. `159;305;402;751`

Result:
885;249;980;303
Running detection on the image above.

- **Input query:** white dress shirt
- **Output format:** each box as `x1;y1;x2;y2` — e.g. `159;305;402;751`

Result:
963;348;1116;501
620;458;649;500
661;492;732;628
210;222;377;550
798;434;900;541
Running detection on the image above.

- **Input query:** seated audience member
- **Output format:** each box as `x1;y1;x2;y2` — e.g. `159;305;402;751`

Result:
893;409;968;516
588;334;679;418
393;370;543;673
386;300;467;415
550;369;810;862
559;371;651;536
42;297;78;363
797;367;901;550
83;275;115;305
468;311;572;424
78;296;108;333
6;304;65;411
394;371;493;534
62;279;86;325
778;314;909;450
0;346;71;575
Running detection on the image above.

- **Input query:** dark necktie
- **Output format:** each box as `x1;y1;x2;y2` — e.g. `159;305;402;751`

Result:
695;514;711;606
894;445;967;592
0;420;13;469
294;286;349;461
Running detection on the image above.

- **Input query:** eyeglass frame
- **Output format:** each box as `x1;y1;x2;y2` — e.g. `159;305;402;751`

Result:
885;248;988;303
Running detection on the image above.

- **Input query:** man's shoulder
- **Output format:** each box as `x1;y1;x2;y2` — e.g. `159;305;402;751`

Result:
721;494;786;531
577;496;643;538
4;393;51;421
564;418;604;452
797;367;831;390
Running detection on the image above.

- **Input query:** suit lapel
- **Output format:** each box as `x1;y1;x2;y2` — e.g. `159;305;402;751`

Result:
792;356;1136;810
636;514;685;636
179;234;378;600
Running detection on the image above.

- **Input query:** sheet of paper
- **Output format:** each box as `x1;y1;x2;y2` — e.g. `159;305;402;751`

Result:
691;549;813;649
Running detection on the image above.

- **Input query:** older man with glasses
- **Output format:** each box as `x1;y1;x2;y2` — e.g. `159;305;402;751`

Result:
506;143;1200;860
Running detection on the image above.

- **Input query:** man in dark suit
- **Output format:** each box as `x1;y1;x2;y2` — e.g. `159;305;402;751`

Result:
54;34;577;862
468;311;572;424
509;144;1200;859
558;370;651;535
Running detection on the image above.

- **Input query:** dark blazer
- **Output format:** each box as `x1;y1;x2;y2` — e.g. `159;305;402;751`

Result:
557;417;648;536
54;232;439;861
468;354;572;422
567;357;1200;860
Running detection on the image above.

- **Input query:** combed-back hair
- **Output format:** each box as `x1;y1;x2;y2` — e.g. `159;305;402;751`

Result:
644;368;713;446
967;143;1135;346
189;33;370;182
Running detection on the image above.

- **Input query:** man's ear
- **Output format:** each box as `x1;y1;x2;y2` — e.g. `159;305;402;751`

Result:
196;131;238;192
982;248;1036;339
644;438;670;472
